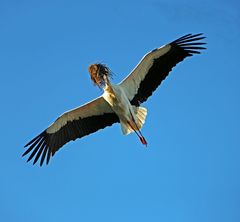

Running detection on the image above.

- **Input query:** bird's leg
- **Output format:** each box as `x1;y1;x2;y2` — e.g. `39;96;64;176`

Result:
127;121;148;146
129;110;148;147
127;121;145;144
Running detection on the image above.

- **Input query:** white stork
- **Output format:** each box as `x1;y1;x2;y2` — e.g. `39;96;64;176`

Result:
23;33;206;166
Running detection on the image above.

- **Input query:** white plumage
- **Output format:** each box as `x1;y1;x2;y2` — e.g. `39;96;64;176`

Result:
23;33;206;166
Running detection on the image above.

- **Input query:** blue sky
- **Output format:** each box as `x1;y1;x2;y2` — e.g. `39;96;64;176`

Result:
0;0;239;221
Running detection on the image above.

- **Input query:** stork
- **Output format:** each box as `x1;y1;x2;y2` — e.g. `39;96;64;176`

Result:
23;33;206;166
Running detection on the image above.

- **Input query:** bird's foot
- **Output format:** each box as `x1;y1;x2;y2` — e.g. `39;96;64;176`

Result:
140;136;148;147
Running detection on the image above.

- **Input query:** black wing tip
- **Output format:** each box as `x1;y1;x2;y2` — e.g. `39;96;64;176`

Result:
24;131;45;147
23;131;50;166
171;33;207;55
173;33;205;42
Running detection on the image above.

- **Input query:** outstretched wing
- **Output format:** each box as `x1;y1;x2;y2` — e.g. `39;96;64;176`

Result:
120;33;206;106
23;97;119;166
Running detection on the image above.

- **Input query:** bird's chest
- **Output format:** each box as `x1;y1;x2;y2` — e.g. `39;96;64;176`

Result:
103;85;130;115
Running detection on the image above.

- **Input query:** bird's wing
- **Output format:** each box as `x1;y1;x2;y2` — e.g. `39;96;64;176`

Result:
119;33;206;106
23;96;119;166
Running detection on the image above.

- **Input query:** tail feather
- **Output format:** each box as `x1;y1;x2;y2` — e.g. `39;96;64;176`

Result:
134;106;147;129
120;106;147;135
120;120;132;135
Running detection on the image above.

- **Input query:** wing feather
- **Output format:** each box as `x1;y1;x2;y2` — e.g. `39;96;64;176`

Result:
23;96;119;166
120;33;206;106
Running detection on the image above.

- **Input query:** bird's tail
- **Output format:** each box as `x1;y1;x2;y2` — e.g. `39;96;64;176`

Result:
120;106;147;135
133;106;147;130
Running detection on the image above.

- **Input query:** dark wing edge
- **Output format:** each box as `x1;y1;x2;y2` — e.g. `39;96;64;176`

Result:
131;33;206;106
22;113;119;166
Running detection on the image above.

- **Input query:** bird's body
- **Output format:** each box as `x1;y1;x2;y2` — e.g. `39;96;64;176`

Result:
23;33;206;166
103;83;133;125
103;82;147;140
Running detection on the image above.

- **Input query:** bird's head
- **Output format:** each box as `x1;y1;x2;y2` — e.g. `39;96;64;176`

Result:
88;63;112;88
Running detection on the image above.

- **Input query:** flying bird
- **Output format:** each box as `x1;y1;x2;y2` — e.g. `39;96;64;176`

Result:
23;33;206;166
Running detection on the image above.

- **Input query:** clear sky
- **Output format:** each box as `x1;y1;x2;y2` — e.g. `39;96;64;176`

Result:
0;0;239;221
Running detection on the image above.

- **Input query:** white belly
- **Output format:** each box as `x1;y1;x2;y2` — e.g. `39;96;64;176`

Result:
102;84;133;122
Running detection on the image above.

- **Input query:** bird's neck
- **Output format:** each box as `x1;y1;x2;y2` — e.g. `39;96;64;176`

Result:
103;75;114;93
103;75;110;85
